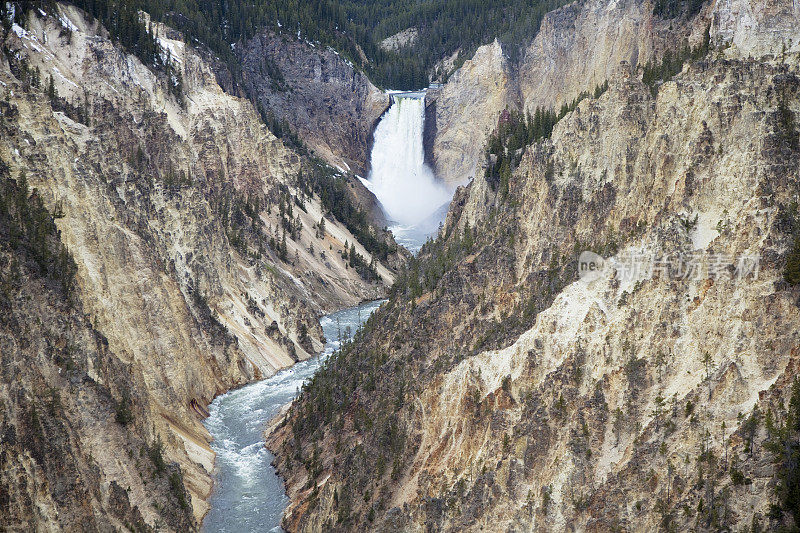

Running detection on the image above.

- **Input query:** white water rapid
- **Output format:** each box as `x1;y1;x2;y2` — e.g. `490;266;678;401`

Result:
366;92;451;250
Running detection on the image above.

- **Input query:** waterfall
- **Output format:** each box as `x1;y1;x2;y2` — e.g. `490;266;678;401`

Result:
367;93;450;233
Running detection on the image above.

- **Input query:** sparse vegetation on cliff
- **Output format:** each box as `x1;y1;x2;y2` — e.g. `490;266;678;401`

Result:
641;26;710;94
343;241;380;282
0;167;77;301
764;379;800;529
0;162;195;532
777;96;800;285
484;81;609;196
784;237;800;285
653;0;705;19
391;218;476;300
63;0;184;101
303;158;397;263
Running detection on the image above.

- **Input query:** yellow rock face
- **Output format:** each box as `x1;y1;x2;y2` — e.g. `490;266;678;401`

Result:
0;4;394;529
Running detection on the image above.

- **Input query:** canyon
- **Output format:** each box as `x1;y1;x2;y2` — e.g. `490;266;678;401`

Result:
267;0;800;531
0;3;400;529
1;0;799;531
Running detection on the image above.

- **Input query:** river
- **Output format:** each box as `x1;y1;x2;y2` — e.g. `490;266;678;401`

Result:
203;89;444;533
202;300;385;532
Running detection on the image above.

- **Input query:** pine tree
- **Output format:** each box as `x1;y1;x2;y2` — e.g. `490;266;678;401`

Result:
47;74;57;102
784;238;800;285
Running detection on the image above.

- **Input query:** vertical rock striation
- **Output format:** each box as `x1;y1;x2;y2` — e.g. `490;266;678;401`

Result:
239;30;389;176
427;0;712;188
426;40;516;188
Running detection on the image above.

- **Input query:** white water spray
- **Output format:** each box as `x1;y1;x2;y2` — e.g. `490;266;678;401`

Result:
367;93;450;229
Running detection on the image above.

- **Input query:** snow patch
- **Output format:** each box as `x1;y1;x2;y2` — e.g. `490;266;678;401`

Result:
11;23;47;55
58;14;79;33
158;37;184;64
102;79;120;95
52;66;79;89
12;23;29;39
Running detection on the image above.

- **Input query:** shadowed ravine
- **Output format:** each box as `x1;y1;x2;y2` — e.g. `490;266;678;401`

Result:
202;301;384;532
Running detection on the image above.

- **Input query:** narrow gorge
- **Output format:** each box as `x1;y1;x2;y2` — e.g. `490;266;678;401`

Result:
2;0;800;532
200;88;449;530
202;300;383;532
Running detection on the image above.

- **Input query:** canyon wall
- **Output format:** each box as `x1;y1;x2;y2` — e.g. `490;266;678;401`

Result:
517;0;711;112
240;31;389;177
426;40;516;188
430;0;800;190
269;0;800;530
0;4;395;529
428;0;712;188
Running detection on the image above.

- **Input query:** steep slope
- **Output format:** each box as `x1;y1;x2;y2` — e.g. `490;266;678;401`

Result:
268;0;800;531
517;0;711;111
0;175;195;531
240;30;388;176
0;3;399;528
427;0;713;188
426;41;516;188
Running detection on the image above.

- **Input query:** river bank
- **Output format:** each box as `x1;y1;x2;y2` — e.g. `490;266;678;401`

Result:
201;301;384;532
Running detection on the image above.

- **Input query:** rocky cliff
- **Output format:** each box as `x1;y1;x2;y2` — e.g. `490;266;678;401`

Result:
427;0;714;188
426;40;516;188
0;3;397;529
269;0;800;531
240;30;389;177
429;0;800;189
0;175;196;531
517;0;711;112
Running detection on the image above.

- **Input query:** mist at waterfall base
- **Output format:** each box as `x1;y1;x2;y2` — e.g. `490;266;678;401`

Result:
202;301;384;533
365;92;451;252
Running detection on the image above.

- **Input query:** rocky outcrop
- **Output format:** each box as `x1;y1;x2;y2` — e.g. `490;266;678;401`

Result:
517;0;711;112
268;1;800;531
240;30;389;176
426;0;712;188
426;40;515;188
711;0;800;57
0;4;396;529
380;28;419;52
